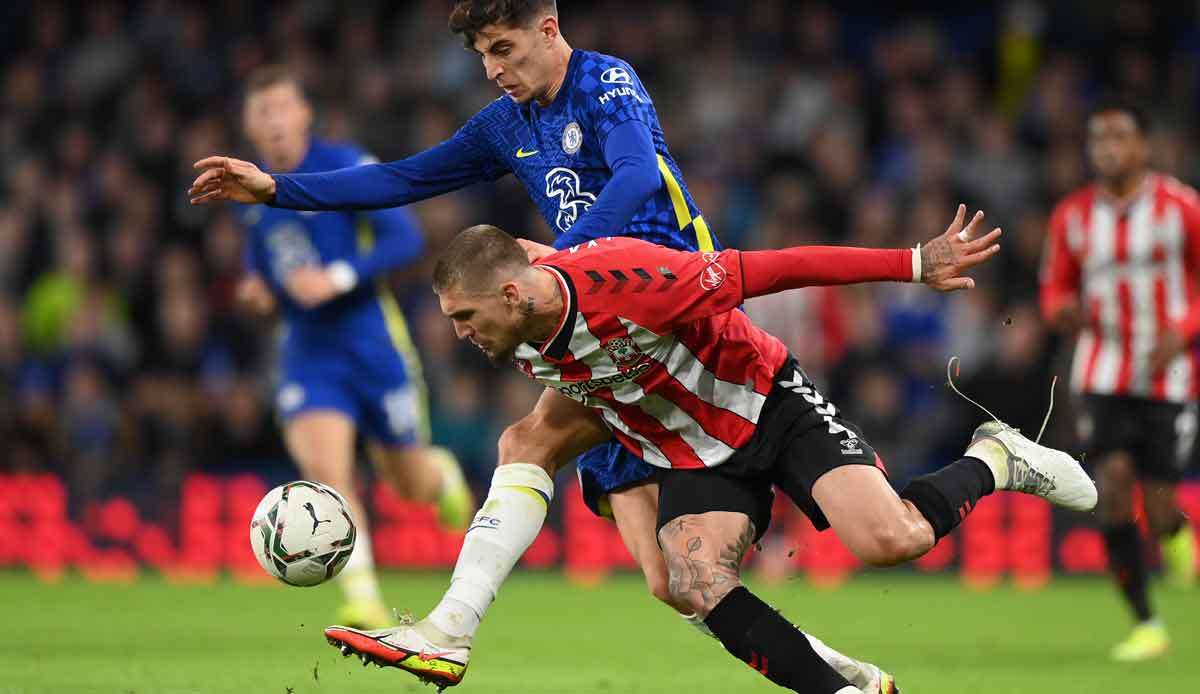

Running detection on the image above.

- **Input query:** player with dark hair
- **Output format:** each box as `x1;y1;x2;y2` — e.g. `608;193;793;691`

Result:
1041;97;1199;661
190;0;718;549
190;3;905;689
327;215;1095;693
235;65;473;630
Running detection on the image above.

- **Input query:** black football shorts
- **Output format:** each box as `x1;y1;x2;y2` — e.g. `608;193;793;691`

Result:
656;357;887;542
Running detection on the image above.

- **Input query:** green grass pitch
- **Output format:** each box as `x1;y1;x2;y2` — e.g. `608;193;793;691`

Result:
1;571;1196;693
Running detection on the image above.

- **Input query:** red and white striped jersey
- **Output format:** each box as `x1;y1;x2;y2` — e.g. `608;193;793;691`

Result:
1040;173;1200;402
515;237;790;469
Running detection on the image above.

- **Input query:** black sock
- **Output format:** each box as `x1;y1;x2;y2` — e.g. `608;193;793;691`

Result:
704;586;851;693
898;457;995;540
1104;523;1153;623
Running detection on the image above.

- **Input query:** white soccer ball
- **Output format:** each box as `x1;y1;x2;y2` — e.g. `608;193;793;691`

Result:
249;480;357;587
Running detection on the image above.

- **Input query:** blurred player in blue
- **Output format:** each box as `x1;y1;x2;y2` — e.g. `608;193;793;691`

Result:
192;5;893;692
235;66;474;630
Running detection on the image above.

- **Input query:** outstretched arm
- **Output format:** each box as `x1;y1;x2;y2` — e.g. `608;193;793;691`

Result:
189;137;502;211
271;138;502;210
604;205;1000;334
742;205;1000;297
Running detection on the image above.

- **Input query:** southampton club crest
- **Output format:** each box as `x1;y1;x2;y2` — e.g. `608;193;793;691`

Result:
602;336;644;372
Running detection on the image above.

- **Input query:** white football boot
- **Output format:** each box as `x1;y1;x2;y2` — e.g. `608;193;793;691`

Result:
326;619;470;690
967;421;1097;512
806;633;899;693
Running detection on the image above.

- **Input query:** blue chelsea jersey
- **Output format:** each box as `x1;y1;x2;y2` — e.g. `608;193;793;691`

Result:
241;138;423;347
455;50;719;253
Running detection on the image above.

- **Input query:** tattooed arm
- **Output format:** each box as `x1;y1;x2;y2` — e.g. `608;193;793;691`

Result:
657;512;757;618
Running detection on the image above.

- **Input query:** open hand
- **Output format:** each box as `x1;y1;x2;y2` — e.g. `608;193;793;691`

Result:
189;156;276;205
517;238;556;263
920;204;1002;292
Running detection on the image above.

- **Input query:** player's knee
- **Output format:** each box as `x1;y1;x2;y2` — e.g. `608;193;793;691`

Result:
662;557;702;615
662;555;738;617
496;421;522;461
497;420;534;466
496;419;560;475
664;577;707;617
640;557;685;611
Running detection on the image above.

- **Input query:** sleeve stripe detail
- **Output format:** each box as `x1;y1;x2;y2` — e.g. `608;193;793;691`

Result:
657;155;691;228
693;215;716;253
657;154;716;252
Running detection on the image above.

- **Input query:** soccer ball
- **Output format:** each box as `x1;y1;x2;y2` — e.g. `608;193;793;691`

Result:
249;481;356;587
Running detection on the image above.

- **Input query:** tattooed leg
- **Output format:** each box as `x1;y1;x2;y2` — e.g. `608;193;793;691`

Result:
658;511;752;618
658;512;858;693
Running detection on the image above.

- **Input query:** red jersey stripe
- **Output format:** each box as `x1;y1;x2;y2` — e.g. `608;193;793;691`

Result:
581;311;754;450
1153;276;1169;399
1115;279;1134;394
590;388;707;468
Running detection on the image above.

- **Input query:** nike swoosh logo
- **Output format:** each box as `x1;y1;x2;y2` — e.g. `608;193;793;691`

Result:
418;650;455;662
515;148;539;158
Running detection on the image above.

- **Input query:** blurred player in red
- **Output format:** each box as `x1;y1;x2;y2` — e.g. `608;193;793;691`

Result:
1041;98;1199;661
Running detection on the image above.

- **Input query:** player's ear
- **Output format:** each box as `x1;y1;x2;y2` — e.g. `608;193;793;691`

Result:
537;15;558;45
500;281;522;310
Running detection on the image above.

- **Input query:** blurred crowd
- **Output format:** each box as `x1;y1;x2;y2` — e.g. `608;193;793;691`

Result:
2;0;1198;518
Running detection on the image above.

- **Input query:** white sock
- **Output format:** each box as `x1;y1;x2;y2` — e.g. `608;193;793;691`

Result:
805;633;878;690
834;688;865;694
425;463;553;641
337;517;383;605
966;437;1010;489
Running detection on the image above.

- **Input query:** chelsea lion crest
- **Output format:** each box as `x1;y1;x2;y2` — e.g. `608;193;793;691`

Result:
562;121;583;155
